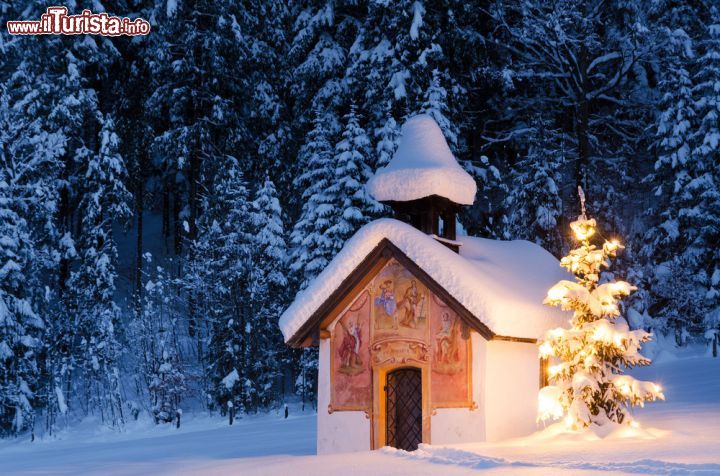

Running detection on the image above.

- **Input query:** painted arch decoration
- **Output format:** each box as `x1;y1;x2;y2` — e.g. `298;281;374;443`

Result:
329;259;472;412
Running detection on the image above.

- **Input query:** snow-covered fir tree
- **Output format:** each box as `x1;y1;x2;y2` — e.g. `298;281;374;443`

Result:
420;69;459;150
290;110;337;288
502;118;565;257
655;29;696;174
66;117;131;426
247;178;290;407
637;26;697;338
1;22;125;432
538;194;664;428
130;255;185;425
375;112;400;169
242;2;294;188
639;19;720;340
687;20;720;339
0;170;44;437
290;107;381;405
147;0;248;270
288;0;349;127
189;156;254;413
0;79;69;433
325;106;382;256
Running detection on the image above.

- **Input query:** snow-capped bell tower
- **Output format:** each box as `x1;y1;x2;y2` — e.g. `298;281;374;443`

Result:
366;114;476;251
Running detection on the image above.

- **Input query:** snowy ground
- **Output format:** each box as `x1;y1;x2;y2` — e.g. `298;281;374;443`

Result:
1;352;718;475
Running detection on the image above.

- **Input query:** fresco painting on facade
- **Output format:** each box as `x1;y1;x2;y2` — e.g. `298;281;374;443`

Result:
373;260;428;342
330;259;471;412
430;295;471;406
331;290;372;410
374;279;397;330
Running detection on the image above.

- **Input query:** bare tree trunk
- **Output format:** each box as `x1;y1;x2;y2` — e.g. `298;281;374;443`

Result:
172;190;182;258
575;99;590;204
187;155;198;337
162;183;170;252
58;154;72;294
134;177;144;318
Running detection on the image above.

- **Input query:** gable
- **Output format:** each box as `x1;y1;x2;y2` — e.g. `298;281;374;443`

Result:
328;258;473;411
285;238;495;347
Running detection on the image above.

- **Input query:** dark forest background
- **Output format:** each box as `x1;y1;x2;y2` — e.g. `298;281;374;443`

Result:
0;0;718;438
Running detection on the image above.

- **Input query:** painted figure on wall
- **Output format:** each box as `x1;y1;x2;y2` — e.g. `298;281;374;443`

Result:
434;311;460;366
429;295;470;406
373;260;428;340
338;317;363;372
398;279;426;328
374;279;397;329
332;291;372;409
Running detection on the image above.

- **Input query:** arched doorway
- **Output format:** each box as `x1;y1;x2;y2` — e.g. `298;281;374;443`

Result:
385;367;422;451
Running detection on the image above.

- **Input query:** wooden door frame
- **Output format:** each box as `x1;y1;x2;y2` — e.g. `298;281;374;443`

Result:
371;362;431;450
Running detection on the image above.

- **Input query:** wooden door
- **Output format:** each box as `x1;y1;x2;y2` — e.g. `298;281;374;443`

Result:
385;367;422;451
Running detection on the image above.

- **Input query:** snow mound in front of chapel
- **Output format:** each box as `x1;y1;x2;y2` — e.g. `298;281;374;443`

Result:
279;218;569;342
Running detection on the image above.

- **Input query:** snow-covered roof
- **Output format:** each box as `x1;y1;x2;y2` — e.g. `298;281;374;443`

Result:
279;219;571;343
366;114;477;205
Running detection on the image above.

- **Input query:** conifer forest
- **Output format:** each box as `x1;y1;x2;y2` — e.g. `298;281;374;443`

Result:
0;0;718;439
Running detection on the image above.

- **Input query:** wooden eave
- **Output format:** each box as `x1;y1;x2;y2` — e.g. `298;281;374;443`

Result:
286;238;537;347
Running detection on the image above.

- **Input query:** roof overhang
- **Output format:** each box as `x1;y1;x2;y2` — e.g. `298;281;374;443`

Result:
285;238;536;347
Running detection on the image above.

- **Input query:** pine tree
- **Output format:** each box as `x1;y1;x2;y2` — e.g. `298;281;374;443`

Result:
420;69;458;150
131;257;185;425
288;0;350;126
244;1;294;190
247;178;289;407
0;171;44;437
66;116;131;426
325;107;382;256
375;112;400;169
538;192;664;428
290;110;337;288
347;0;465;154
637;26;697;338
0;79;68;433
656;29;696;173
503;118;566;256
287;111;339;405
1;17;124;431
147;0;248;278
191;156;254;413
688;20;720;338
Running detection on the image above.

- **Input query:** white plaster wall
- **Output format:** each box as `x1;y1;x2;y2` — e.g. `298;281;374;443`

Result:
430;332;487;444
484;340;540;442
317;338;371;454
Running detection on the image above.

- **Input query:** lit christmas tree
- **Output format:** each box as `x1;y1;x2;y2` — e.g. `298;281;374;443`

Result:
538;188;665;429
